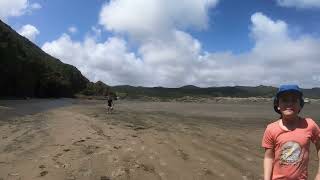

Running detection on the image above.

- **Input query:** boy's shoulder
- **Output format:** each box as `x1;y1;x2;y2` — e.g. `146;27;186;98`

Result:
304;117;318;127
264;120;281;133
304;117;315;122
266;119;280;128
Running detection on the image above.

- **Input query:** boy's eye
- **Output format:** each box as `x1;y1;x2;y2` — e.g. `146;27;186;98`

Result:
281;98;298;103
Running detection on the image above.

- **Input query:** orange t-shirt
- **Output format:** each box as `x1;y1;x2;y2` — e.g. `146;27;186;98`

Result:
262;118;320;180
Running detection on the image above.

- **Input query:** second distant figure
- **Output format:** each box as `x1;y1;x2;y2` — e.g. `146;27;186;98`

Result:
107;93;114;114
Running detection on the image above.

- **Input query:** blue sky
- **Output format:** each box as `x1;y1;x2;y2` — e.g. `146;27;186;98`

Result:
193;0;320;53
6;0;105;45
7;0;320;53
1;0;320;88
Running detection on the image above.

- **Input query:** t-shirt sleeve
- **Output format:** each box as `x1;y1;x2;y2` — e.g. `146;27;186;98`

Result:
262;126;274;149
310;119;320;144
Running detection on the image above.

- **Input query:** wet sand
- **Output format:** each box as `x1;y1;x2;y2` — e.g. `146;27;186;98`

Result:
0;99;320;180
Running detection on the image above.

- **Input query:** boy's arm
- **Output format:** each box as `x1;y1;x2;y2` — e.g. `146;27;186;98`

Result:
264;148;274;180
315;141;320;180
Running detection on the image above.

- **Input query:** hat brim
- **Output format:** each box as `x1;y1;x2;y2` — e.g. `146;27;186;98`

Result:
276;89;302;98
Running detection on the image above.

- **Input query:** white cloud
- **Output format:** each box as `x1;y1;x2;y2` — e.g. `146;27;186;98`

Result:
91;26;102;36
99;0;219;40
250;12;288;43
201;12;320;87
88;26;102;40
42;0;320;88
68;26;78;34
42;35;147;85
18;24;40;41
41;0;218;87
30;3;41;10
138;30;202;86
0;0;41;20
185;12;320;88
0;0;28;19
276;0;320;8
41;31;204;87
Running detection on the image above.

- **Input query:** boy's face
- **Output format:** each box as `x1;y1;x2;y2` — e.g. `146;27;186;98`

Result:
278;92;301;118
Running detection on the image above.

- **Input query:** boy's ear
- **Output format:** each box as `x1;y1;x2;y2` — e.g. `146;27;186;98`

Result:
273;97;281;114
300;98;304;108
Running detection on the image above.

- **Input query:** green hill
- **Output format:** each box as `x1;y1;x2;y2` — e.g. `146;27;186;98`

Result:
0;19;89;98
81;81;111;96
112;85;320;100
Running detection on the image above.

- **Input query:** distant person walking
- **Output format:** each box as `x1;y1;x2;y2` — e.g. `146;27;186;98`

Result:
107;93;114;114
262;84;320;180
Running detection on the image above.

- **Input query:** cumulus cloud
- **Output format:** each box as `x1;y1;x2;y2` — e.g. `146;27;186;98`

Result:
42;34;148;85
190;12;320;87
0;0;41;20
0;0;28;19
18;24;40;41
208;12;320;87
138;30;202;86
30;3;41;10
43;0;219;87
42;0;320;88
250;12;288;43
99;0;219;40
276;0;320;8
68;26;78;34
41;30;205;87
88;26;102;40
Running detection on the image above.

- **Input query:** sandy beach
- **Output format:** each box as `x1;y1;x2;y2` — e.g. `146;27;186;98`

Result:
1;99;320;180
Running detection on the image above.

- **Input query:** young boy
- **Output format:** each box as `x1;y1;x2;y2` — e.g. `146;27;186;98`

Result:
262;84;320;180
107;93;114;114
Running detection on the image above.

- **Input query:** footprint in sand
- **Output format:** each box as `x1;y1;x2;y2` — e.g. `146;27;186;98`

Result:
158;172;167;180
159;160;167;166
124;147;134;152
140;163;155;173
177;149;189;160
83;145;99;155
242;175;249;180
79;168;92;177
100;176;111;180
130;141;137;145
40;171;48;177
52;153;63;161
111;167;126;177
73;139;86;146
149;155;155;160
202;168;213;175
108;155;119;163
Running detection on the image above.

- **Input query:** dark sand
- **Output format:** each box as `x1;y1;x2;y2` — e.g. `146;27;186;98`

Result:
0;99;320;180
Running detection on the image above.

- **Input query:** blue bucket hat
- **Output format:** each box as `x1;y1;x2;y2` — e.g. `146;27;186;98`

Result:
273;84;304;114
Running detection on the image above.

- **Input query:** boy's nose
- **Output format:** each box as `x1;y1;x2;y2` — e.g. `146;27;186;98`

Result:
285;100;296;106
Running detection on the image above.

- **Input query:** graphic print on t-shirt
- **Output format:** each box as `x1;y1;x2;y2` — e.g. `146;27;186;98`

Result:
280;141;302;165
